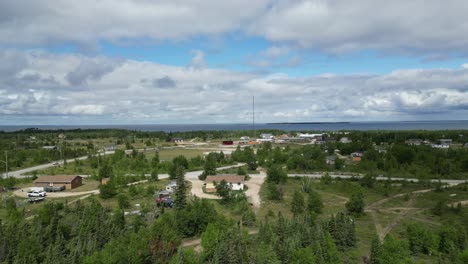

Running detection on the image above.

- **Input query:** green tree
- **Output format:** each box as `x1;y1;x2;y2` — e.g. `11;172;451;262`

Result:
117;193;130;209
150;168;159;182
267;165;287;184
307;190;323;214
370;235;381;264
291;247;316;264
345;189;365;216
291;190;305;216
174;167;187;210
215;180;231;202
321;172;332;185
99;182;117;199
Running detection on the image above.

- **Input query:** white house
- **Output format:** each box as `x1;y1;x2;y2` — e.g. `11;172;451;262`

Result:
205;175;245;193
339;137;352;144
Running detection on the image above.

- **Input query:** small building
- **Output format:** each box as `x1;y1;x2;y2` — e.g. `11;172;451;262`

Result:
439;139;452;145
34;175;82;190
205;175;245;193
222;140;234;145
172;137;184;144
298;133;323;140
103;145;116;152
339;137;352;144
326;155;337;165
165;180;177;193
350;152;363;162
42;146;58;150
260;133;274;139
405;139;423;146
58;133;66;139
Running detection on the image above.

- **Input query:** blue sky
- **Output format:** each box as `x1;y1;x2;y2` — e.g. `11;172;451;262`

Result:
1;0;468;125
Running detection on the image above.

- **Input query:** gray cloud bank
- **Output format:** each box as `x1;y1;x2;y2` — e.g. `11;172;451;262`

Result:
1;50;467;124
1;0;468;56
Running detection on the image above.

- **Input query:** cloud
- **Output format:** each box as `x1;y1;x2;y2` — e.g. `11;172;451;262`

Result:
0;0;269;47
152;76;176;88
66;58;119;86
248;0;468;56
188;50;206;69
1;1;468;57
1;50;468;124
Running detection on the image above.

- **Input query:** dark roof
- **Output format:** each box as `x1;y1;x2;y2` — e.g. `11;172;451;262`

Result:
34;175;81;183
206;175;245;183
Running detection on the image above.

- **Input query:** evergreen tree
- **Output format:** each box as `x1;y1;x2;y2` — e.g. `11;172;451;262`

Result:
307;190;324;214
174;166;187;210
291;191;305;216
345;189;365;216
370;235;381;264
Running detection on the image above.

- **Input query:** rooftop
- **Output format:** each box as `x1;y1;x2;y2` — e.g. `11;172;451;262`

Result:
35;175;81;183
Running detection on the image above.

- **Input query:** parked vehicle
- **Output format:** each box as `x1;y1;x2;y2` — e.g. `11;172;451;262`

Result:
28;197;45;203
155;190;171;203
160;198;174;208
27;191;47;197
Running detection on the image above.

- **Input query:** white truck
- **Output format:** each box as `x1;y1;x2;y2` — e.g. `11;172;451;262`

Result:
27;190;47;197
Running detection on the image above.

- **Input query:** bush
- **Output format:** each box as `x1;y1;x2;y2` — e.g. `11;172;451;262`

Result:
117;193;130;209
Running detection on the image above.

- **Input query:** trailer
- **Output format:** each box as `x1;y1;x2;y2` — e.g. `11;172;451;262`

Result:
28;197;45;203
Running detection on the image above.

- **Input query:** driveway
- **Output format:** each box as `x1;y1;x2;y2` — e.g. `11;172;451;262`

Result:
14;188;99;198
245;172;266;208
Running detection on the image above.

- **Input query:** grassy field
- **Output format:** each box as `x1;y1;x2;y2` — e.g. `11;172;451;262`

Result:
146;148;205;162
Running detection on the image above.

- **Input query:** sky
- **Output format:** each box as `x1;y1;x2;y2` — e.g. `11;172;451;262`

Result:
1;0;468;125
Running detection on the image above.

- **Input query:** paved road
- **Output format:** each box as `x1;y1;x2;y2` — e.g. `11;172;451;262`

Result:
2;151;115;178
288;173;467;186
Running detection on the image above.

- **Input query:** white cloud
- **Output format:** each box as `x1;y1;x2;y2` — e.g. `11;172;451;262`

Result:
188;50;206;69
1;50;468;124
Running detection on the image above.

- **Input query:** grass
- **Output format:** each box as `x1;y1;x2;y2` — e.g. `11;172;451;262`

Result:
70;178;100;192
146;148;205;162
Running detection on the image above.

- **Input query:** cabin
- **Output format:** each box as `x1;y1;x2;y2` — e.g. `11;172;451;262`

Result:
205;175;245;193
34;175;82;190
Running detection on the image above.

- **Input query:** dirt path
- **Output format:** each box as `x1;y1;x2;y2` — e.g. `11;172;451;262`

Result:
447;200;468;207
244;172;266;208
366;188;433;240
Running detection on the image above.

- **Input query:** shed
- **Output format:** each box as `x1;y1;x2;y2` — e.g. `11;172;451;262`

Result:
34;175;82;190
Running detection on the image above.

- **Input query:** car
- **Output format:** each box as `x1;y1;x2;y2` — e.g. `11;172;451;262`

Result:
52;162;60;166
27;191;47;197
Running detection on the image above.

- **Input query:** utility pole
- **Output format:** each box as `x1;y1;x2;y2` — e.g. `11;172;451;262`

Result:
4;151;8;179
253;96;256;139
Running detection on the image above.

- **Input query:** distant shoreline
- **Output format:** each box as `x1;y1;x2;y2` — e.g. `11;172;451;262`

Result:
267;122;351;125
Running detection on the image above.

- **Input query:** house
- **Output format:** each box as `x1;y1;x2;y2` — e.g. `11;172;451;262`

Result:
103;145;116;152
439;139;452;145
405;139;423;146
172;138;184;144
58;133;66;139
260;133;274;139
34;175;82;190
298;133;323;140
240;136;250;141
431;144;450;149
350;152;363;162
326;155;337;165
339;137;352;144
205;175;245;193
165;180;177;193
